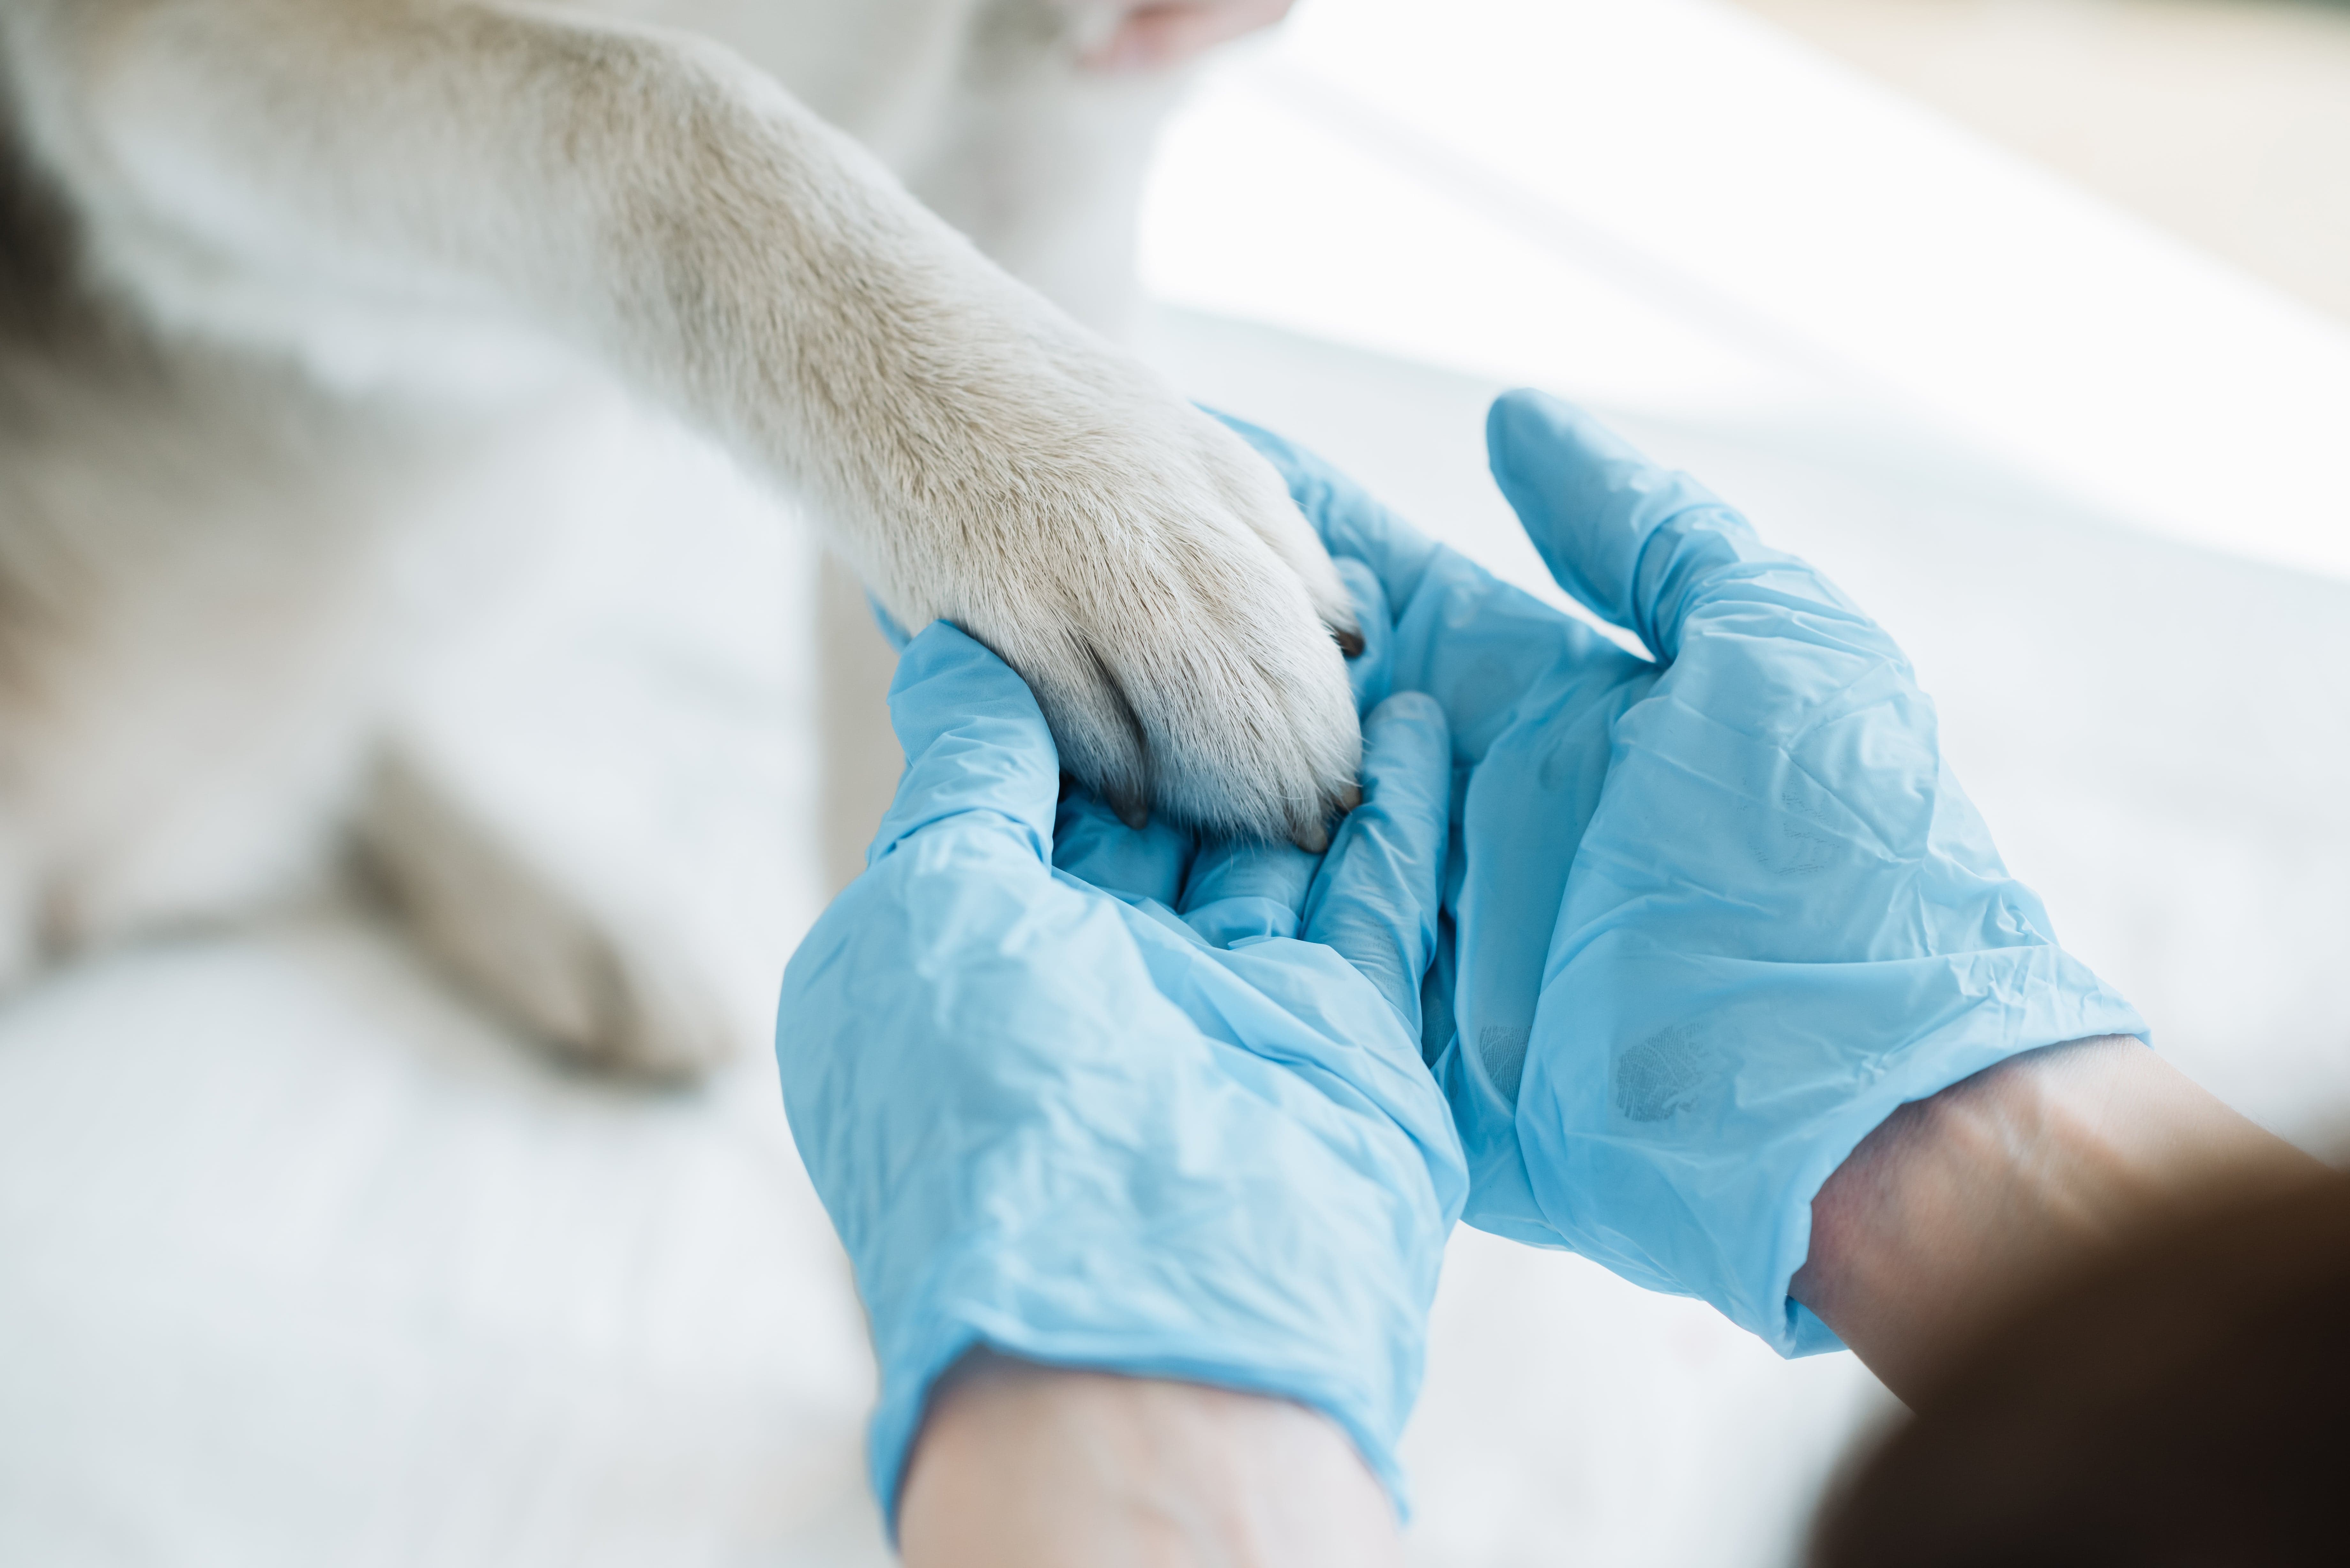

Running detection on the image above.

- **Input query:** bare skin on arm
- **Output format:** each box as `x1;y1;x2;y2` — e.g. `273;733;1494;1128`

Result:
1793;1034;2332;1401
898;1351;1404;1568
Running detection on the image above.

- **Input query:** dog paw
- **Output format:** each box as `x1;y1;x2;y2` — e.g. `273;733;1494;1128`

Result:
833;327;1364;849
360;740;746;1079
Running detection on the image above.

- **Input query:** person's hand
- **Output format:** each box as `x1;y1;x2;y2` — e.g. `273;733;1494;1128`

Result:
776;621;1464;1532
1221;390;2146;1355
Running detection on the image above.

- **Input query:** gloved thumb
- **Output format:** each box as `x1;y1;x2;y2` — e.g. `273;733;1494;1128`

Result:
867;622;1059;869
1486;389;1748;662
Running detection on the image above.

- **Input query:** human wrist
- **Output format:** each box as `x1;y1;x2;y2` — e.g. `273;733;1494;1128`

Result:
897;1352;1402;1568
1794;1035;2326;1398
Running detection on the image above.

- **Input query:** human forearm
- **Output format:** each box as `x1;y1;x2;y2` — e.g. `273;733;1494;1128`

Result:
1793;1034;2330;1399
898;1352;1402;1568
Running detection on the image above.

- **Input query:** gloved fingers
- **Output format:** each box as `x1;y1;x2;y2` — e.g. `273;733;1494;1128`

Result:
1052;787;1194;907
1335;557;1395;714
1486;389;1883;668
1209;409;1448;616
1302;692;1452;1022
867;622;1060;868
1179;833;1320;947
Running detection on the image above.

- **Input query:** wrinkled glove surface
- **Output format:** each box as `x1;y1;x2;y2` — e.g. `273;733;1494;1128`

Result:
778;622;1466;1525
1225;390;2145;1354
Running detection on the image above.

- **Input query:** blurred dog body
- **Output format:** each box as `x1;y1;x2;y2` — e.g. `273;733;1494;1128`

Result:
0;0;1350;1072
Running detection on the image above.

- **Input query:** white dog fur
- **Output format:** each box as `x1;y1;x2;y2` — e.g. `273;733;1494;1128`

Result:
0;0;1362;1072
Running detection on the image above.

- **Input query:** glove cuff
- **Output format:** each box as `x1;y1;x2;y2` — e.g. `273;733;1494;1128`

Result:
1514;944;2147;1356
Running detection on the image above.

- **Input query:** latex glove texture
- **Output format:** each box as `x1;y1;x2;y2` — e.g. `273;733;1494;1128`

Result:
777;622;1466;1525
1223;391;2145;1355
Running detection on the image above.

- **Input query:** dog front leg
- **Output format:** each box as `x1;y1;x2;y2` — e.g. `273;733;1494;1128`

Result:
7;0;1364;847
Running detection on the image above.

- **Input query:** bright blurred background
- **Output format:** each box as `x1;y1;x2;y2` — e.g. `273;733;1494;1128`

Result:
5;1;2347;1563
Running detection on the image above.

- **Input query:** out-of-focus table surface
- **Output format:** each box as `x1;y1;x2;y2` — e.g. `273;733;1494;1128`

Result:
4;2;2346;1565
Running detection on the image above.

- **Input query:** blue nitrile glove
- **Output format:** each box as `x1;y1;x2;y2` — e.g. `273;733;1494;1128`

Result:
776;621;1466;1529
1219;390;2146;1356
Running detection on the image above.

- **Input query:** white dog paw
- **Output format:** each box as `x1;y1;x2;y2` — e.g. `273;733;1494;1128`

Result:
843;342;1365;849
359;746;743;1079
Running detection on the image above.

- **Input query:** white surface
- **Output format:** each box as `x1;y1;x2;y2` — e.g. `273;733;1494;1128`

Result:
0;920;882;1567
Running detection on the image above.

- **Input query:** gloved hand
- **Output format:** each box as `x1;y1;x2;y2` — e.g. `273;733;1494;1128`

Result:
1221;390;2146;1355
777;621;1466;1528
